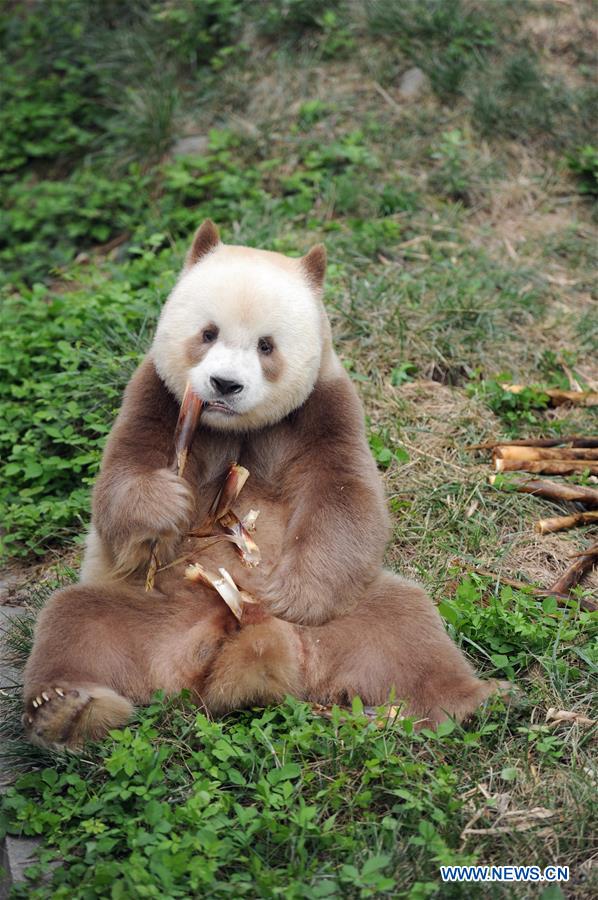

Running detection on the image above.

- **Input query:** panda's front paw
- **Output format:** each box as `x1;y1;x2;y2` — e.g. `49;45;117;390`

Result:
111;468;194;574
140;468;195;534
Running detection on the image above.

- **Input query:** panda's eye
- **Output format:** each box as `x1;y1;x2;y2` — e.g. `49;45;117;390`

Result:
202;326;219;344
258;336;274;355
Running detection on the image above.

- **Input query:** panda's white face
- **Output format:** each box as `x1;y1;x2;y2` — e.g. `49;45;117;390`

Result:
152;243;325;430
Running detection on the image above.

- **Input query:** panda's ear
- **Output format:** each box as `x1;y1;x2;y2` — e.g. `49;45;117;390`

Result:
300;243;327;292
185;219;220;267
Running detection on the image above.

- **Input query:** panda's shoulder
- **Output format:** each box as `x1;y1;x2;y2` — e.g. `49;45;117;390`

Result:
295;372;364;441
121;356;178;424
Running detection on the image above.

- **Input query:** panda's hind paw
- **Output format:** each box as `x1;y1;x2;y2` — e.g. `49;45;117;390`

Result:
23;683;133;751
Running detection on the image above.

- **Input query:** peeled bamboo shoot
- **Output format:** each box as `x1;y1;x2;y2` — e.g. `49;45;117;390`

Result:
488;476;598;507
146;383;203;591
536;511;598;534
495;446;598;462
494;459;598;475
185;562;256;620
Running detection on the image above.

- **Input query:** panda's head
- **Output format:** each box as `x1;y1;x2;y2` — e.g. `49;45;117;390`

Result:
152;220;331;430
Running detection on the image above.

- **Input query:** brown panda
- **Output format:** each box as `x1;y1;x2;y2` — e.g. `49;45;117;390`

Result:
23;220;503;749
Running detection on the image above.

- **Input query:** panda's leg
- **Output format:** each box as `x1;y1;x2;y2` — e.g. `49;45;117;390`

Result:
23;582;231;749
201;604;304;714
301;572;505;726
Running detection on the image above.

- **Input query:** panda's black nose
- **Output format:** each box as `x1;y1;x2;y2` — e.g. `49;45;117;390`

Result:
210;376;244;396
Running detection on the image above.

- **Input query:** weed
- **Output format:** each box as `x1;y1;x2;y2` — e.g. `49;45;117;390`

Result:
567;145;598;196
0;168;151;286
472;52;597;149
427;129;495;205
0;0;244;179
368;429;409;469
252;0;353;59
296;99;330;129
390;363;418;387
366;0;499;99
438;575;595;681
0;260;174;556
469;375;550;432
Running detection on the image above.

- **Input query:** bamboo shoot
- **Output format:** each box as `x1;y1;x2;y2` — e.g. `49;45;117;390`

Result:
146;383;204;591
536;511;598;534
488;476;598;507
494;459;598;475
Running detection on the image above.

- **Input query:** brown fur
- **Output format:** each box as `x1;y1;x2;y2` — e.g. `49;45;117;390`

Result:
301;244;327;292
260;347;284;383
185;331;215;368
23;574;499;746
23;227;503;749
185;219;220;268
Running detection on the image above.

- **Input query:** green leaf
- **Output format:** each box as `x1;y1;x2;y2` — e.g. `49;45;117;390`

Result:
437;601;459;625
490;654;510;669
362;854;390;876
352;696;364;716
436;719;456;738
267;763;301;785
41;770;58;787
542;596;558;615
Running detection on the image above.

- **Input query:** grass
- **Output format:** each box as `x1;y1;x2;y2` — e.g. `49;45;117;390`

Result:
0;1;597;896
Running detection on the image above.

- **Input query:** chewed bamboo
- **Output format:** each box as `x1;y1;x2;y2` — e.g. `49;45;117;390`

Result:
145;383;203;591
172;383;204;476
208;464;250;522
242;509;260;532
185;562;256;620
219;511;261;566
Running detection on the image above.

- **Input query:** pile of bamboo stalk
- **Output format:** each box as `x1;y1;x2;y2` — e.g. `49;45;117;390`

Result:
470;435;598;609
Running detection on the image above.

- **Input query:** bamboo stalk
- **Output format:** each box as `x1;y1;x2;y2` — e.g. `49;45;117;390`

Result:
488;476;598;507
499;385;598;407
218;510;261;567
536;511;598;534
185;562;256;620
467;436;598;451
242;509;260;532
186;467;261;565
208;464;250;523
172;385;204;476
494;459;598;475
495;446;598;462
549;542;598;599
145;384;204;591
